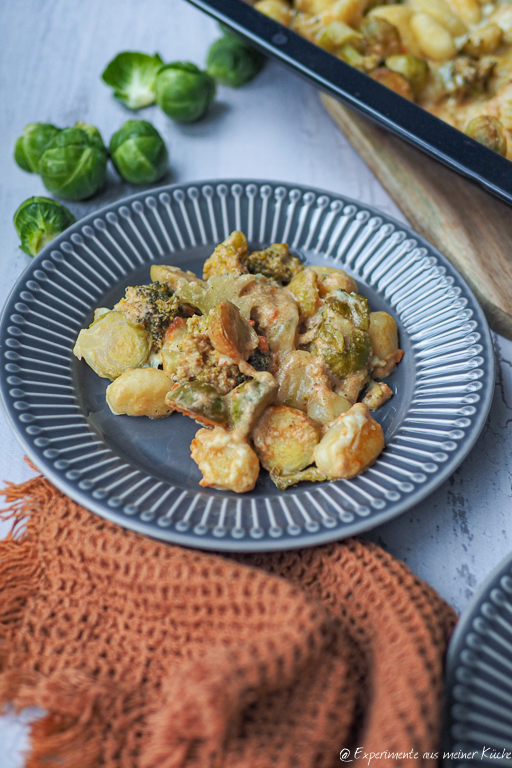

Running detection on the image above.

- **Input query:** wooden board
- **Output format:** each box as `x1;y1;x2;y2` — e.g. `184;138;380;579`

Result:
321;93;512;339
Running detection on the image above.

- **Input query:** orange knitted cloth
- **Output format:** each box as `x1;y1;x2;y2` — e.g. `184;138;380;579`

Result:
0;474;456;768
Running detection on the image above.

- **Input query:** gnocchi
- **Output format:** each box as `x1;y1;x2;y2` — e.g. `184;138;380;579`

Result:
257;0;512;160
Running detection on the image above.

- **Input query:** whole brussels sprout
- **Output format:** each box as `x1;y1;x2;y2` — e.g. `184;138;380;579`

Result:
13;196;75;257
102;51;164;110
155;62;216;123
206;33;265;88
110;120;168;184
14;123;61;173
73;311;151;379
74;121;107;149
39;124;108;201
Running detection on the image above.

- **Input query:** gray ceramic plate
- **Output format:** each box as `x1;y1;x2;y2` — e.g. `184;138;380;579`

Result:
0;180;494;551
444;552;512;766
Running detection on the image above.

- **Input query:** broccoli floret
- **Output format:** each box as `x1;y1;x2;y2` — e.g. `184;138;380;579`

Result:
114;282;179;347
242;243;304;284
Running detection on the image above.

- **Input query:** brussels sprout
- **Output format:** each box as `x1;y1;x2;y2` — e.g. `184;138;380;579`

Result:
13;196;75;257
206;33;265;88
39;125;108;201
385;54;429;95
207;300;258;363
242;243;304;283
73;311;151;379
74;121;106;148
465;115;507;156
109;120;168;184
270;466;326;490
101;51;164;109
14;123;61;173
324;290;370;330
315;21;362;52
155;62;216;123
227;374;277;437
166;381;229;426
360;16;402;60
252;405;320;475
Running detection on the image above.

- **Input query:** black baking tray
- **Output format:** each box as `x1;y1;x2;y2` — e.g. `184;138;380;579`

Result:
187;0;512;206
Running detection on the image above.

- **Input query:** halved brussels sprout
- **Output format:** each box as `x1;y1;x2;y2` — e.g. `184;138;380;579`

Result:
227;374;277;436
110;120;168;184
324;290;370;330
315;21;362;52
206;33;265;88
270;466;326;490
14;123;61;173
360;16;402;60
207;300;258;363
101;51;164;109
13;197;75;257
73;311;151;379
39;125;108;201
465;115;507;156
166;381;229;426
385;54;429;95
155;62;216;123
252;405;320;476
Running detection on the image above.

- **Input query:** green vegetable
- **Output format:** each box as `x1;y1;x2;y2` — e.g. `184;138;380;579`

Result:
324;290;370;330
155;62;216;123
109;120;168;184
166;381;229;426
101;51;163;109
14;123;61;173
270;466;326;490
114;281;178;347
360;16;401;60
242;243;304;284
465;115;507;156
319;329;372;377
385;54;429;95
39;124;108;201
74;121;106;148
73;311;151;379
226;375;277;436
13;196;75;257
206;33;265;88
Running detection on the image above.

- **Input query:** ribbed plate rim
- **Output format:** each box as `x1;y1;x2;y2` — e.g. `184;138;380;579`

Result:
0;177;495;551
444;550;512;766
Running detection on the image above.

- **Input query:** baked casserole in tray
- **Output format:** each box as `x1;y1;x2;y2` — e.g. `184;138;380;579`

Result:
187;0;512;204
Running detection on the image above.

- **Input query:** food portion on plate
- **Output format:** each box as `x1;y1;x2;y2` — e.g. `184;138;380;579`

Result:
73;231;402;493
254;0;512;158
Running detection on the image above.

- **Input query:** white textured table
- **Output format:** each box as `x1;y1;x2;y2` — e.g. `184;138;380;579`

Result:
1;0;511;763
